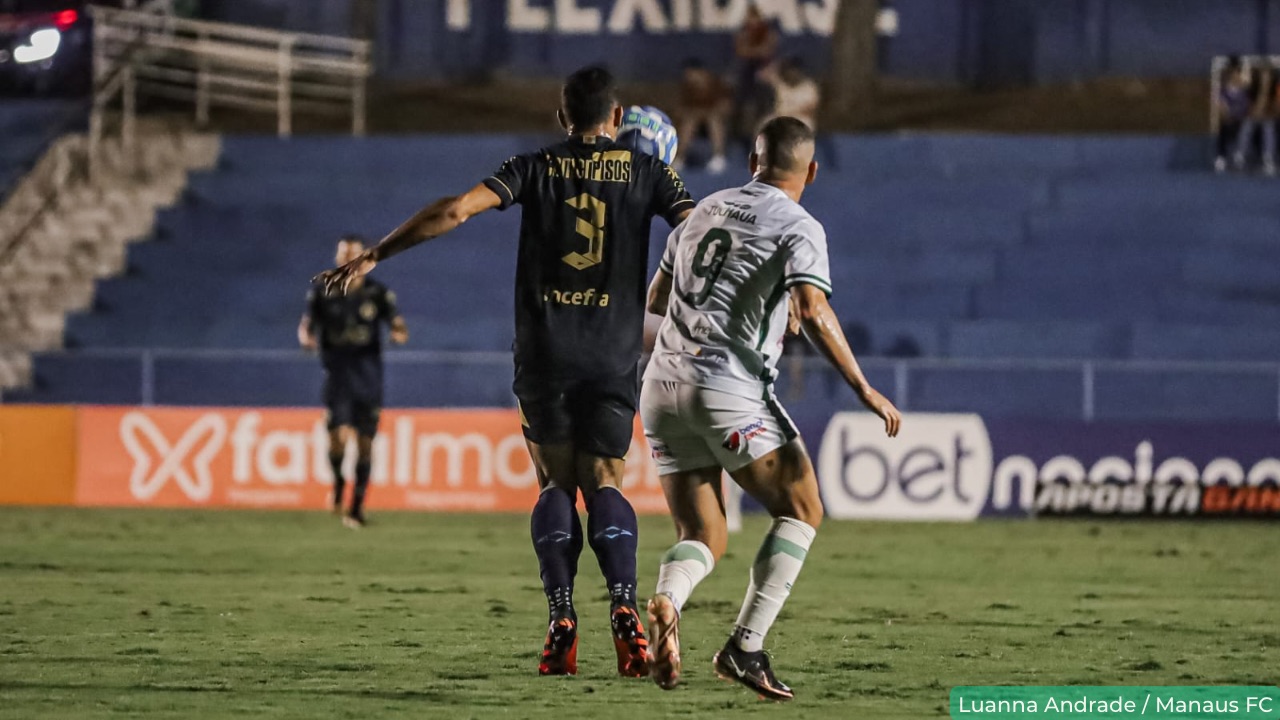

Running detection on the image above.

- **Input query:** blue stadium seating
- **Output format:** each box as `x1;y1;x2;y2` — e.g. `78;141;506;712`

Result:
10;132;1280;419
0;100;77;196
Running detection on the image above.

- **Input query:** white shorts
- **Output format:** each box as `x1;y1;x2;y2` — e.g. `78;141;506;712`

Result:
639;380;798;475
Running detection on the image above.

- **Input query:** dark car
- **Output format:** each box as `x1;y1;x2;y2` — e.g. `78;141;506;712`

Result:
0;0;91;94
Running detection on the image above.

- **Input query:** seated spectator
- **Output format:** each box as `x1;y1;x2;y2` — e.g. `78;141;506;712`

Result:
674;59;730;173
763;57;821;131
1216;58;1253;173
732;4;777;151
1238;61;1278;176
763;57;838;169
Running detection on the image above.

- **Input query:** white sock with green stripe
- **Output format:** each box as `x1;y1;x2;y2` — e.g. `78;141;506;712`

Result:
654;540;715;614
731;517;816;652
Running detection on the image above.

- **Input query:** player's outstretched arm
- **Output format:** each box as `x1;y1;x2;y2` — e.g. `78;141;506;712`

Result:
792;284;902;437
314;184;502;294
647;268;674;316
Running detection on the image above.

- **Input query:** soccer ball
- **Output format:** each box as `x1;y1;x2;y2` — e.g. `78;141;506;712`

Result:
618;105;679;165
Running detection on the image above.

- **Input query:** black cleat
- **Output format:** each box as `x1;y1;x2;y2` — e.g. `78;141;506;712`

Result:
712;640;794;701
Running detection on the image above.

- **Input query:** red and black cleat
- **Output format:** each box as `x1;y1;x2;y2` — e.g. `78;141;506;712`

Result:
538;617;579;676
610;605;651;678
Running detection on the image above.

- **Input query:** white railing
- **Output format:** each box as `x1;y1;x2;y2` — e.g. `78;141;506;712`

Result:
89;3;371;150
15;349;1280;423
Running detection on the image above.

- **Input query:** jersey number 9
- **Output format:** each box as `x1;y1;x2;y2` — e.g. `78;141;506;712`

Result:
682;228;732;306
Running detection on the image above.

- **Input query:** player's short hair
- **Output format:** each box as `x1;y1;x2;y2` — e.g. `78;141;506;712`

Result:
562;65;619;130
756;116;815;174
339;234;365;247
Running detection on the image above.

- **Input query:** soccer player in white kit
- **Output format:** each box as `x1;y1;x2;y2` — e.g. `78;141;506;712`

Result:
639;117;902;701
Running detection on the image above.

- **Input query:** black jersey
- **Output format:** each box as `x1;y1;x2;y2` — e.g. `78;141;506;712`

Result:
482;135;694;383
305;278;399;400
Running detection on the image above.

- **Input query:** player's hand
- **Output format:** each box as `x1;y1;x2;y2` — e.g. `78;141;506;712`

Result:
313;249;377;295
390;326;409;345
857;386;902;438
299;335;318;352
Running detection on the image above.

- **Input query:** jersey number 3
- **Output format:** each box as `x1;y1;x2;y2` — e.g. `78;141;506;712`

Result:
563;193;606;270
681;228;732;306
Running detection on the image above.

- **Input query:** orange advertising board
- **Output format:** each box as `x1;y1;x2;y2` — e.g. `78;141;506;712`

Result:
74;406;669;513
0;405;77;506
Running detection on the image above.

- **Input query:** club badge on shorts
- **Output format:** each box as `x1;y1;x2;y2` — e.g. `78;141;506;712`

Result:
723;419;766;452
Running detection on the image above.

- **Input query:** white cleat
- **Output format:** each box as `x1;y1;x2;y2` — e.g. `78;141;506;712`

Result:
647;594;682;690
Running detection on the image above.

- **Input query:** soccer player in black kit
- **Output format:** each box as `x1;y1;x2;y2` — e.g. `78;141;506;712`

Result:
317;66;694;677
300;235;409;529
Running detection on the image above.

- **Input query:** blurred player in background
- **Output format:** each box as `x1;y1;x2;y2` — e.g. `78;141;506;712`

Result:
316;66;694;677
640;117;901;700
299;235;408;529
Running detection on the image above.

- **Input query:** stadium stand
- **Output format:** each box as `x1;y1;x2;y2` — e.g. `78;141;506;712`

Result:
0;116;218;399
0;101;71;196
4;132;1278;419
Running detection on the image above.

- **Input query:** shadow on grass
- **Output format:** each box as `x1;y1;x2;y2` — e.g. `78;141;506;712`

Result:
0;679;451;703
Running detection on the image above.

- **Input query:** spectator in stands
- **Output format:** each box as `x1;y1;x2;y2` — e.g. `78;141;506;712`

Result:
1215;57;1253;173
732;4;777;150
1238;60;1278;176
762;57;838;169
674;59;730;173
763;57;820;131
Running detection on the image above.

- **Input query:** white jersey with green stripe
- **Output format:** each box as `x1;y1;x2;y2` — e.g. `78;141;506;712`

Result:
644;180;832;396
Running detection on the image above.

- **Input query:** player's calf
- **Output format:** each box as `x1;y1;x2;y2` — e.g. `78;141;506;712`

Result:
719;443;822;698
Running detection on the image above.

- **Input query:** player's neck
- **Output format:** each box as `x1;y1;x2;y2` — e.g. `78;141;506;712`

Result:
570;125;614;141
754;174;806;204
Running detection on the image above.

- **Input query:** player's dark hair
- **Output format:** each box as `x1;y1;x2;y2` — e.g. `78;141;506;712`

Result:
561;65;619;131
339;234;365;246
756;116;815;173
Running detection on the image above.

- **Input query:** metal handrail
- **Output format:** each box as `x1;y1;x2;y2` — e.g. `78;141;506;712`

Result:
88;4;371;140
17;348;1280;422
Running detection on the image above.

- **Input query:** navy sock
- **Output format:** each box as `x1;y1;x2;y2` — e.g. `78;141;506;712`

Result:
350;460;371;516
586;486;639;610
329;453;345;508
531;486;581;621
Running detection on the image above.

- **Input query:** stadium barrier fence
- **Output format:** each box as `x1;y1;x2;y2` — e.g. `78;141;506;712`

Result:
14;349;1280;423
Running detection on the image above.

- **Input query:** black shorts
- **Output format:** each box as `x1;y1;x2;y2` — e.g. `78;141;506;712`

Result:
514;366;638;459
324;379;381;437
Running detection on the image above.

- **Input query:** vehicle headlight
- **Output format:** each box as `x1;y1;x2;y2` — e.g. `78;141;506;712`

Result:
14;28;61;65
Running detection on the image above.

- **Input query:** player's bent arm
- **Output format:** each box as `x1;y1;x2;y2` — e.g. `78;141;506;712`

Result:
389;315;409;344
370;184;503;263
792;284;902;437
647;268;674;316
297;314;317;350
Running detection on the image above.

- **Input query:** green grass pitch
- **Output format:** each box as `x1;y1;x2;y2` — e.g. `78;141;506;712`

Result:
0;509;1274;718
